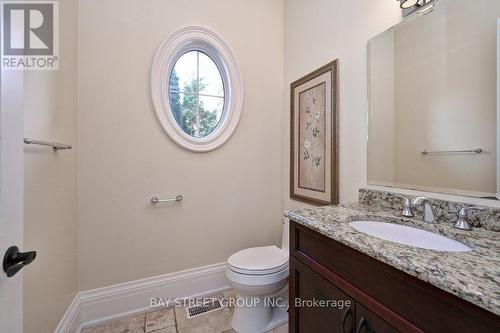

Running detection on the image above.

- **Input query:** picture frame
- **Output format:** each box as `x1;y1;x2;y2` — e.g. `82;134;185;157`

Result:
290;60;339;205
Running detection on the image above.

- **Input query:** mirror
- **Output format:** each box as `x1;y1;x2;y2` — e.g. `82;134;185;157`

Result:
368;0;500;200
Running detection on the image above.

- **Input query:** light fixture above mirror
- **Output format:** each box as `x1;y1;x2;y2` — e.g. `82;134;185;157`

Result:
400;0;420;9
398;0;434;16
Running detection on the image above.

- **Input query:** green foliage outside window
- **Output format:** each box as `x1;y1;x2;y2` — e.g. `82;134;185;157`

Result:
169;69;219;138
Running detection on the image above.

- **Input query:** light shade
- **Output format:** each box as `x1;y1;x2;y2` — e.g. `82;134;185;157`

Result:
400;0;421;9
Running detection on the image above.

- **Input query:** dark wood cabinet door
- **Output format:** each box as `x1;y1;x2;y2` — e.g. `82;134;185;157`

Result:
290;257;355;333
355;303;399;333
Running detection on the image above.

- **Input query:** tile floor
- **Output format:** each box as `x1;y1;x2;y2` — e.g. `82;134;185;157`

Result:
81;290;288;333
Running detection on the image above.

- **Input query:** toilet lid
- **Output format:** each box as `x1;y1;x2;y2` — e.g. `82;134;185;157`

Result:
227;246;289;275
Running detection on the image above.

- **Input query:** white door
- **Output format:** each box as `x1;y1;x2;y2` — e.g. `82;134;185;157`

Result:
0;61;25;331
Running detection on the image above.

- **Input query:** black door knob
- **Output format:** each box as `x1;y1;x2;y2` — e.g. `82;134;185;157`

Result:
3;246;37;278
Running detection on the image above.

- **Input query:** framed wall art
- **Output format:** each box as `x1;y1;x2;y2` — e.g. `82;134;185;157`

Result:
290;60;339;205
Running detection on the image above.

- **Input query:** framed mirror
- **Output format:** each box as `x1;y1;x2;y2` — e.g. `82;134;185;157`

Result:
367;0;500;200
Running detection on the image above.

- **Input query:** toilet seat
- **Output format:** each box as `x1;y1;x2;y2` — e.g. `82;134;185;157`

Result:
228;262;289;276
226;265;289;287
226;246;289;286
227;246;289;276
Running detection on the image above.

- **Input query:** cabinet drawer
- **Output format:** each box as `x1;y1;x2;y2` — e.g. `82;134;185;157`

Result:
292;221;358;282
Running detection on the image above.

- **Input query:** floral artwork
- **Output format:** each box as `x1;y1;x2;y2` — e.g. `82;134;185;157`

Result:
290;60;338;205
298;83;326;192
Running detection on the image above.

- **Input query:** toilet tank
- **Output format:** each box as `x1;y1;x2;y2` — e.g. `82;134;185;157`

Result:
281;217;289;251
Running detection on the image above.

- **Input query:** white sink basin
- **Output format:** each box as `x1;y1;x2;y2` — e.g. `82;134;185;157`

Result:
349;221;472;252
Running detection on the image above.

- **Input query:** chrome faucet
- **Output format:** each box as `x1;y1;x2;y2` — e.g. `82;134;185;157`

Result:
454;206;485;230
398;195;414;217
412;197;436;223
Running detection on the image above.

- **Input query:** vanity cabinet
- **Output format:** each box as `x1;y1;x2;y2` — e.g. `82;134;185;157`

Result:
288;221;500;333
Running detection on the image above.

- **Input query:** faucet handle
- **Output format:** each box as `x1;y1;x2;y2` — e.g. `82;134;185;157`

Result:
458;206;487;215
396;195;414;217
455;206;487;230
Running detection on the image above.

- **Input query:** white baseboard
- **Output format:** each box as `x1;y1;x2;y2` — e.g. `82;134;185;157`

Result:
54;294;82;333
55;262;230;333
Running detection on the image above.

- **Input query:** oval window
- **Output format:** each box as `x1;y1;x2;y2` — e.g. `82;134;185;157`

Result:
152;27;243;152
169;51;225;138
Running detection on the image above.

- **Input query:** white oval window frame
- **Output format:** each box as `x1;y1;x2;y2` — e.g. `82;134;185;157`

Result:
151;26;243;152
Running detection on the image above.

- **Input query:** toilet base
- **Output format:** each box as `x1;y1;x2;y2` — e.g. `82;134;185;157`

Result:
231;288;288;333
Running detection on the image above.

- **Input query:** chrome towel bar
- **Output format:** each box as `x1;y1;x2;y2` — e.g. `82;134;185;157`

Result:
421;148;482;155
151;195;183;205
24;138;72;151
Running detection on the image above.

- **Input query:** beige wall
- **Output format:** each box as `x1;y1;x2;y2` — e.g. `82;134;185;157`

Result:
283;0;401;209
23;0;79;332
77;0;285;290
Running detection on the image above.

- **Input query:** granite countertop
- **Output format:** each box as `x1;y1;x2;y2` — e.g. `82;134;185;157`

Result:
285;203;500;316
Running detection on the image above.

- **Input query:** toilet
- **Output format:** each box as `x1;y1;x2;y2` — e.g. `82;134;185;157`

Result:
226;219;289;333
